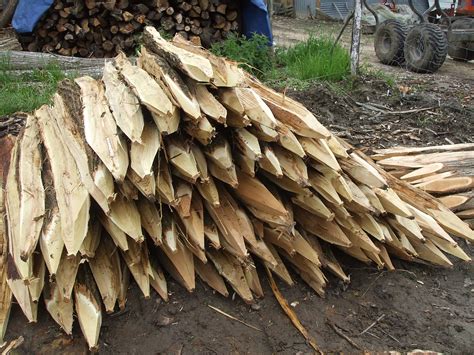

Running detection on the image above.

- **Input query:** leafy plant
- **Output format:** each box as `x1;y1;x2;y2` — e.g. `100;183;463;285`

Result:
210;33;274;78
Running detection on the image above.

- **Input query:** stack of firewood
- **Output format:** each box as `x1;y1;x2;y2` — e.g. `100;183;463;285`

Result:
19;0;240;57
1;27;473;348
373;144;474;229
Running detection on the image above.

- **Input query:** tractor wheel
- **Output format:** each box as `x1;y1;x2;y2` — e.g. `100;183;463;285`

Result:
448;18;474;62
404;23;448;73
374;20;409;66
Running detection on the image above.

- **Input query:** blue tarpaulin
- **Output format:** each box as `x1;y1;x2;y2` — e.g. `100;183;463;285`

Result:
241;0;273;45
12;0;54;33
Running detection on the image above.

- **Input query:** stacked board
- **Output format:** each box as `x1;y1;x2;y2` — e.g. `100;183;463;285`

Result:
373;144;474;229
1;27;473;349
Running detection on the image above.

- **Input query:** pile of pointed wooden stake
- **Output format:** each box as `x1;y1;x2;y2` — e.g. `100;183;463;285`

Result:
1;26;473;349
373;144;474;229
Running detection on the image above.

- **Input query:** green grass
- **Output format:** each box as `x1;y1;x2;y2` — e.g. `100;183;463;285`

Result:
0;57;67;116
275;36;350;82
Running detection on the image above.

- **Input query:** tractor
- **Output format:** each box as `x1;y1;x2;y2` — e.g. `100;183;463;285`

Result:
367;0;474;73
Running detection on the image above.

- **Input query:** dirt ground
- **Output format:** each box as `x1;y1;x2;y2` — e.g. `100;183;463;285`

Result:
4;17;474;354
272;16;474;81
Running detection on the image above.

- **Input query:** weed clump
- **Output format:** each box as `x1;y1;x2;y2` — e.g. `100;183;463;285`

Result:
275;36;350;83
210;33;274;78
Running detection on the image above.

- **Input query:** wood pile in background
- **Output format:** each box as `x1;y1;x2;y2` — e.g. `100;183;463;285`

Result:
1;27;473;348
373;144;474;229
19;0;240;58
0;114;26;139
0;28;22;51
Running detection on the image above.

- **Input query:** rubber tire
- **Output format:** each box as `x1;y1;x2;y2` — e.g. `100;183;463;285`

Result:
404;23;448;73
448;18;474;62
374;20;409;66
0;0;18;28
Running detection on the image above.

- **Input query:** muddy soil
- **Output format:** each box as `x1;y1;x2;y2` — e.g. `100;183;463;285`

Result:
4;17;474;355
289;75;474;150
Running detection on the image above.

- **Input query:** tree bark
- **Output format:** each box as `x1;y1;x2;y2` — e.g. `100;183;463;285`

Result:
350;0;362;76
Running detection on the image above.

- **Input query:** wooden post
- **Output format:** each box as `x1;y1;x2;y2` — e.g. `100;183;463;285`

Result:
350;0;362;76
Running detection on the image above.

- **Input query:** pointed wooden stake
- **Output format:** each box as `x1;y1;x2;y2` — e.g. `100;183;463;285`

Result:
130;121;161;179
234;128;262;161
89;237;122;313
295;206;352;247
187;79;227;124
36;105;91;257
116;52;173;118
137;197;163;246
299;137;340;172
143;26;214;82
109;194;143;242
166;137;200;182
122;240;151;298
195;257;229;297
127;169;156;201
52;92;110;214
291;190;335;221
184;115;216;145
75;76;129;181
40;207;64;276
374;187;413;218
55;252;81;301
235;87;277;129
159;239;195;292
103;61;144;143
264;243;294;286
93;163;116;204
233;170;288;217
276;124;306;158
207;249;254;304
139;47;201;119
74;278;102;350
196;176;220;207
246;75;330;139
149;258;169;301
18;115;44;261
43;281;73;335
205;185;248;258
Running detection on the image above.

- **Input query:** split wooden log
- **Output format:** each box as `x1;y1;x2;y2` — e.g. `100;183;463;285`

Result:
0;136;15;343
75;76;129;182
36;106;91;257
143;26;213;82
103;61;144;143
74;272;102;350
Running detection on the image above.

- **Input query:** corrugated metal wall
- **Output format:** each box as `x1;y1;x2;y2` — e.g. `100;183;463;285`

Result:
294;0;430;19
294;0;317;17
